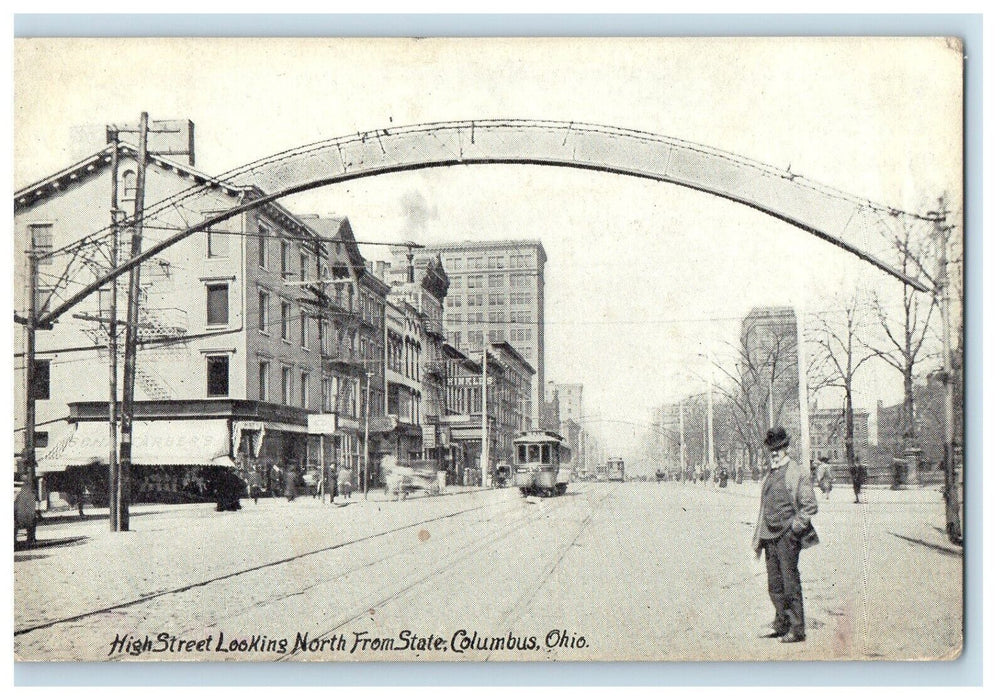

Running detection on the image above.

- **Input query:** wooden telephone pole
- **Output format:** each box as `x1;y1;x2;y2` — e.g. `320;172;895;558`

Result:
116;112;150;531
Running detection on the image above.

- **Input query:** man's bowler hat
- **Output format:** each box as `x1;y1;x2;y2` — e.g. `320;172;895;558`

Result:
765;427;791;451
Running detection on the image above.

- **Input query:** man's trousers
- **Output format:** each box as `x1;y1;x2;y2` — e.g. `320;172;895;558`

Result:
762;530;805;637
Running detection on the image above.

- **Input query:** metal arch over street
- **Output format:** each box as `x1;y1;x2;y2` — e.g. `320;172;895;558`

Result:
35;118;936;327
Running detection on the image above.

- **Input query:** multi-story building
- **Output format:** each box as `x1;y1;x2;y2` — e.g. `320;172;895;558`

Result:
384;251;452;464
382;296;424;461
418;240;546;428
739;306;801;458
549;382;584;423
808;406;870;465
15;132;386;503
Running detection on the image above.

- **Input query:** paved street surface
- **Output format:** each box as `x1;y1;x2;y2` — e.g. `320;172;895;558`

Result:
14;481;962;662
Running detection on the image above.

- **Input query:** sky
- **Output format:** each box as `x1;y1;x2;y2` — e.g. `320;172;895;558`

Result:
12;36;964;459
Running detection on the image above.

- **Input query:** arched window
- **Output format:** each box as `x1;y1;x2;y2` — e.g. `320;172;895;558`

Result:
122;170;137;201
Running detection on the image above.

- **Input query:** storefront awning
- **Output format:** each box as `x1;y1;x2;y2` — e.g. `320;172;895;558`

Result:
38;419;233;473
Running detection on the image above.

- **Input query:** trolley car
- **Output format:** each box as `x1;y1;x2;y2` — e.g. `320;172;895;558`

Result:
606;458;626;482
514;430;572;496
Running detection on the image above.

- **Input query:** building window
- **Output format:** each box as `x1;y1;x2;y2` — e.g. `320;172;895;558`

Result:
300;252;309;282
489;255;505;269
258;290;270;333
467;275;482;289
467;295;482;307
489;311;505;323
446;296;462;307
206;229;229;258
33;431;49;449
322;377;333;412
258;361;270;401
280;240;291;279
300;309;308;348
206;283;229;326
206;355;229;397
281;301;291;341
281;366;292;405
320;319;329;354
468;257;483;270
488;293;503;306
468;330;483;345
257;224;270;268
29;223;53;267
31;359;50;400
122;170;137;201
301;371;310;408
489;329;505;342
488;273;503;288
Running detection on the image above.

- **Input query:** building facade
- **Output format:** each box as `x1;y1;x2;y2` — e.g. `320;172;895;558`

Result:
416;240;547;428
808;406;870;465
15;136;388;503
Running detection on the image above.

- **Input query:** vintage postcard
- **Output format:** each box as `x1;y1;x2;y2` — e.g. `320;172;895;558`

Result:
12;36;965;663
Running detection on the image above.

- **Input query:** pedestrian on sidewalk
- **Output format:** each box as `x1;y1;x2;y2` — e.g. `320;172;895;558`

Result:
817;457;833;500
284;465;299;502
752;426;819;644
337;464;353;500
850;458;866;504
326;464;338;503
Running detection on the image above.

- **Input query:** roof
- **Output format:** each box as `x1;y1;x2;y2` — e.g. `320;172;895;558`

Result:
490;341;536;375
15;141;248;212
298;215;367;272
420;238;547;263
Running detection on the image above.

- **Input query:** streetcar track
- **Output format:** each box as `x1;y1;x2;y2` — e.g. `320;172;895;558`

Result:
276;488;586;660
15;494;518;638
485;484;614;660
100;496;536;657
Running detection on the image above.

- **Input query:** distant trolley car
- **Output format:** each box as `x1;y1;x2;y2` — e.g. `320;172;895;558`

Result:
514;430;572;497
606;458;626;482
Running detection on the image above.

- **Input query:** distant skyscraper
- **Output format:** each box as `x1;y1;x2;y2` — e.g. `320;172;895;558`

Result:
547;382;584;423
412;240;547;427
740;306;800;450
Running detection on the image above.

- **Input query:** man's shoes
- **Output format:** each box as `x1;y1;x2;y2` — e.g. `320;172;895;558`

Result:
779;631;806;643
759;629;788;639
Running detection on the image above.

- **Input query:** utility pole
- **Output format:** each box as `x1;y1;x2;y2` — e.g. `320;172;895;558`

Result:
706;378;715;471
363;371;372;500
796;308;811;470
107;127;122;531
935;198;961;544
678;399;685;476
481;346;489;487
21;248;39;543
117;112;150;531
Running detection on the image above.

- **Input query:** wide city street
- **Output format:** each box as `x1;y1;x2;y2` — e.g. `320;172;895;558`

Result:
14;481;962;662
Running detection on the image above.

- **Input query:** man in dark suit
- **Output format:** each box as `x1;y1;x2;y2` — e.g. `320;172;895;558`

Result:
752;427;820;643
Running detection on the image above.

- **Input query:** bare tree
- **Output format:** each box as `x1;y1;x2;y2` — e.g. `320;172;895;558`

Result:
809;291;879;468
714;323;799;475
865;216;941;453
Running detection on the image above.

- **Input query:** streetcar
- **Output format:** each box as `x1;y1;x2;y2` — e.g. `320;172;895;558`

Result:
606;458;626;482
513;430;572;496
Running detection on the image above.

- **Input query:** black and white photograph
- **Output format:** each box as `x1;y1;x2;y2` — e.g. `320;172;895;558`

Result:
12;35;966;664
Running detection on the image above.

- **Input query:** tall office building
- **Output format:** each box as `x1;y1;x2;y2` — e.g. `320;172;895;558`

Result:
405;240;547;427
740;306;800;454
